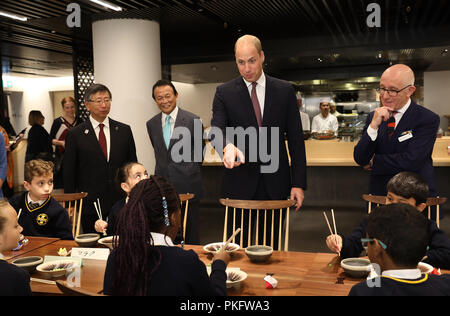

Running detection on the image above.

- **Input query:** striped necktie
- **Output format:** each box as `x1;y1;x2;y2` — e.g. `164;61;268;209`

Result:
387;111;398;139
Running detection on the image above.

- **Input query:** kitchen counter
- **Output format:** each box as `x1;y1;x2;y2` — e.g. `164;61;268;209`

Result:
203;136;450;167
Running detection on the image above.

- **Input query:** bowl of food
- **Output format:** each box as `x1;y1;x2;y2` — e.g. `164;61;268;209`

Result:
203;242;240;254
245;245;273;263
12;256;43;273
312;131;335;140
36;260;80;278
341;258;372;278
98;236;118;250
226;269;248;288
418;262;434;274
74;233;100;247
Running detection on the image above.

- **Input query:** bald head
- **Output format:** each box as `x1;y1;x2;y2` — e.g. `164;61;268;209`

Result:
234;35;262;54
381;64;415;87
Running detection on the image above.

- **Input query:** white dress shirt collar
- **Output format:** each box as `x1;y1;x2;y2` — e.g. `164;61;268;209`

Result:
243;72;266;89
161;106;179;125
382;268;422;280
89;115;109;129
395;98;411;115
27;193;46;206
150;232;175;247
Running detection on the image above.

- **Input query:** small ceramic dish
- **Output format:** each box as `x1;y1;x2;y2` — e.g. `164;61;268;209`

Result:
98;236;117;250
12;256;43;273
203;242;240;254
340;258;372;278
245;245;273;263
36;260;80;278
74;233;100;247
418;262;434;274
226;269;248;288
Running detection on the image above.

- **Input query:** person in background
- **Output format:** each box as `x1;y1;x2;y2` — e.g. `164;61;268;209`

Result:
349;203;450;296
25;111;53;163
103;176;230;296
297;93;310;131
9;160;73;240
311;100;339;136
0;199;32;296
354;64;440;219
0;136;6;198
330;102;342;116
63;83;137;233
0;125;24;198
326;172;450;269
147;79;204;244
50;96;83;189
94;162;148;236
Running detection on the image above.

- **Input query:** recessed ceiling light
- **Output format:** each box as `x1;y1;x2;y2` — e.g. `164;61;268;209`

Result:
0;10;28;21
90;0;122;11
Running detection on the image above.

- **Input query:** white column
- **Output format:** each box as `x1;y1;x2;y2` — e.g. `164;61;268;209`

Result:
92;18;161;172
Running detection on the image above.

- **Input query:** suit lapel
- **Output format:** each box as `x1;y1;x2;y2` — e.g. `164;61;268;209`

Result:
262;76;272;127
168;108;186;151
236;78;259;127
392;101;416;139
109;118;119;163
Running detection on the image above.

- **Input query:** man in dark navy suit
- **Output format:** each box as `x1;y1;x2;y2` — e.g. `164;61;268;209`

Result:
211;35;306;209
63;84;137;232
354;64;440;218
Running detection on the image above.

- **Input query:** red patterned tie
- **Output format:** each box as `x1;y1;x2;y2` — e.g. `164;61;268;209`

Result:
251;82;262;127
98;123;107;159
387;111;398;139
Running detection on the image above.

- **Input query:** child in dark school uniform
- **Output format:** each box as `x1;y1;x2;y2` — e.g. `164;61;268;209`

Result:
9;160;73;240
349;203;450;296
103;176;230;296
0;199;32;296
94;162;148;236
326;172;450;269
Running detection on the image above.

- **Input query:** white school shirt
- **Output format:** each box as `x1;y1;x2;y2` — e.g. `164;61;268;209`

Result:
89;115;110;161
382;269;422;280
150;232;175;247
367;99;411;141
243;72;266;119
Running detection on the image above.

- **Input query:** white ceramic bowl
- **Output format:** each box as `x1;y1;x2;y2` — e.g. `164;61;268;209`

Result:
12;256;43;273
203;242;240;254
74;233;100;247
98;236;118;250
418;262;434;274
226;269;248;288
245;245;273;263
341;258;372;278
36;260;80;278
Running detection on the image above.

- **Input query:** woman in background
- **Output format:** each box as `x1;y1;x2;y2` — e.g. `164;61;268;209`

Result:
25;111;52;163
50;97;82;188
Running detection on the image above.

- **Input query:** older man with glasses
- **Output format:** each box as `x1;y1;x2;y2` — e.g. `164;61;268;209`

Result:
354;64;440;220
63;83;137;232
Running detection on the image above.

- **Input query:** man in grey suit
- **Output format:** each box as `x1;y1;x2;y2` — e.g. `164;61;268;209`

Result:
146;80;204;244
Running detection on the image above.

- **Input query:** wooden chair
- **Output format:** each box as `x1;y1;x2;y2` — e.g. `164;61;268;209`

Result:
362;194;447;228
179;193;195;242
426;197;447;228
219;199;296;251
52;192;88;237
361;194;386;214
55;280;103;296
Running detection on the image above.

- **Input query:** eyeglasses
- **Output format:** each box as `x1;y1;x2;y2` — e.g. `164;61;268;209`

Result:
376;85;411;97
88;98;111;105
361;238;387;250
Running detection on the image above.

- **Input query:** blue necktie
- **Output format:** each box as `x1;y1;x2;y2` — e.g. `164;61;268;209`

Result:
163;115;171;149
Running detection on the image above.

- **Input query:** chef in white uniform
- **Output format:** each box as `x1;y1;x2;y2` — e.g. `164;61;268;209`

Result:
311;99;339;136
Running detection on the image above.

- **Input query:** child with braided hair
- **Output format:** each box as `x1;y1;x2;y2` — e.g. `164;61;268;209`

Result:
103;176;230;296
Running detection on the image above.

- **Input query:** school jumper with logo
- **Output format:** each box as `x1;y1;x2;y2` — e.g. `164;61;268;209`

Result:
9;192;73;240
349;273;450;296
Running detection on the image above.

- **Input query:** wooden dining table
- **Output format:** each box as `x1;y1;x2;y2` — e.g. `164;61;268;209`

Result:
6;236;368;296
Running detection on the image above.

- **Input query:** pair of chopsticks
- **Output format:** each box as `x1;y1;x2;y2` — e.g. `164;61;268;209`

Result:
94;199;107;236
222;228;241;251
323;209;340;256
